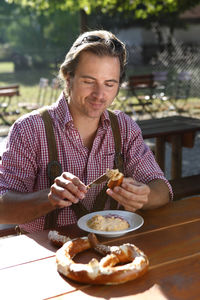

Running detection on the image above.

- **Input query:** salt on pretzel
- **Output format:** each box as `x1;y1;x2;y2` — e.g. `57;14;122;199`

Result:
53;232;149;285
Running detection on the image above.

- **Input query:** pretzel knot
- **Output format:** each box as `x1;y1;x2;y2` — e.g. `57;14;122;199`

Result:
54;232;149;285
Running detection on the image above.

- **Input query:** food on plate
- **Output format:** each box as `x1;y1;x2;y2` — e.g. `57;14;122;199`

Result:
87;214;129;231
106;168;124;189
55;232;149;285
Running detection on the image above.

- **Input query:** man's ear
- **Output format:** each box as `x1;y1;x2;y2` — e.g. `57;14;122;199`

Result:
65;73;73;95
65;73;71;88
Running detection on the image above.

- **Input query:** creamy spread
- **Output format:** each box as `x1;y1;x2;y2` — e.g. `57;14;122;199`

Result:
87;214;130;231
106;169;123;181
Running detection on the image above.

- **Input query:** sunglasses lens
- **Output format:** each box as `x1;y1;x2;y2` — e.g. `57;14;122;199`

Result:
85;36;102;43
110;39;123;51
75;35;124;53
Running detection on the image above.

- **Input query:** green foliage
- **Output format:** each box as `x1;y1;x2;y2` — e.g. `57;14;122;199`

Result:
5;0;200;18
1;1;80;68
3;0;200;69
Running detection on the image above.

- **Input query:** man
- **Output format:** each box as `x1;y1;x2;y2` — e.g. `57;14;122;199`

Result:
0;30;172;233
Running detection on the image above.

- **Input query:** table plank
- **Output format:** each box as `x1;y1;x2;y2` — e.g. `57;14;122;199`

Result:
91;220;200;267
58;253;200;300
1;220;199;300
1;198;200;300
137;197;200;232
137;115;200;138
0;257;86;300
0;225;88;270
0;232;56;270
1;198;199;271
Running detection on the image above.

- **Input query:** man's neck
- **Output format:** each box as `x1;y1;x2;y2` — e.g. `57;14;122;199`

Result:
72;113;100;150
78;117;100;149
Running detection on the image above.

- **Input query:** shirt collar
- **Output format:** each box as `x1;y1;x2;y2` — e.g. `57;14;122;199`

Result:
100;110;111;129
52;92;73;130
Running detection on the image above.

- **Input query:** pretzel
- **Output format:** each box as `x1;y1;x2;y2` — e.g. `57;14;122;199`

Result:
48;230;71;247
106;168;124;189
54;232;149;285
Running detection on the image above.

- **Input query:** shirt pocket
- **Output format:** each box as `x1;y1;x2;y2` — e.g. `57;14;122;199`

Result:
101;151;116;169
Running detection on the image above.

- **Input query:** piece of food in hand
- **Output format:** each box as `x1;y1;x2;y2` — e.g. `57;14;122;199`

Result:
87;213;130;231
106;168;124;189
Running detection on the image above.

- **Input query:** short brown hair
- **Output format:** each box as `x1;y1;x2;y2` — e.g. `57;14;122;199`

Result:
59;30;127;87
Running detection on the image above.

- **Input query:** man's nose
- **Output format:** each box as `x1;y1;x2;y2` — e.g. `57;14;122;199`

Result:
92;84;105;99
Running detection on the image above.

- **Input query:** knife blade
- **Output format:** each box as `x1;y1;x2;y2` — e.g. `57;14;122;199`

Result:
87;173;108;189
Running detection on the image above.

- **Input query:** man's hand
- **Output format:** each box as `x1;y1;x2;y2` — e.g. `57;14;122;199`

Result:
48;172;87;208
106;177;170;211
106;177;150;211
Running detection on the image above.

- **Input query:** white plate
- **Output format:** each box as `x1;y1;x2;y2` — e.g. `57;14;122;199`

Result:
77;210;144;237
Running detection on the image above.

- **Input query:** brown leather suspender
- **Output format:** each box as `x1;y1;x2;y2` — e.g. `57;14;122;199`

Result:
39;107;62;229
40;108;124;229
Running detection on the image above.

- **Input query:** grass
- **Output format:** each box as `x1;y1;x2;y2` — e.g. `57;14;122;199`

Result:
0;62;14;73
1;61;200;126
0;62;61;125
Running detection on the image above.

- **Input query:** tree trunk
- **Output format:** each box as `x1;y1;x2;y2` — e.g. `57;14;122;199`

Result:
80;9;88;33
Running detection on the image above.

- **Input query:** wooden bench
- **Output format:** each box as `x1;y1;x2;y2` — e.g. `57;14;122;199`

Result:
0;84;20;124
0;84;20;99
170;174;200;200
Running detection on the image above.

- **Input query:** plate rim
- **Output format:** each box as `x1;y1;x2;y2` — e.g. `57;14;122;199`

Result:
77;210;144;236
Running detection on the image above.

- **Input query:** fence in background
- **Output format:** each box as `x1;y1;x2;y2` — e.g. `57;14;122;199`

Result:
127;40;200;98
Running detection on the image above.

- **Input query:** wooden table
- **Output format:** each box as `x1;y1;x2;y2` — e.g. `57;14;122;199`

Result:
1;197;200;299
137;115;200;180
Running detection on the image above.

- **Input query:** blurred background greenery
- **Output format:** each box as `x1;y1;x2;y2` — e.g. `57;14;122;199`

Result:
1;0;200;125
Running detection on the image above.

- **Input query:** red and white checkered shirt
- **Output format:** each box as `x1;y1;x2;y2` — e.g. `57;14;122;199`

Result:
0;93;172;232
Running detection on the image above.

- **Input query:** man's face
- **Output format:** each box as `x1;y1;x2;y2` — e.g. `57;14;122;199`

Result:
67;51;120;120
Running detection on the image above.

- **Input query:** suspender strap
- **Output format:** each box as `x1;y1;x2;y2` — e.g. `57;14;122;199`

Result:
107;110;124;210
39;107;62;229
39;107;62;185
108;110;124;173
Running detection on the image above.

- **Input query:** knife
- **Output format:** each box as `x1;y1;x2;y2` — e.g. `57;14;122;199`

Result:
87;173;108;189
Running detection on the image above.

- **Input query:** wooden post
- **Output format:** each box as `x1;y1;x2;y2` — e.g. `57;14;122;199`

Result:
171;135;182;180
155;136;165;173
80;9;88;33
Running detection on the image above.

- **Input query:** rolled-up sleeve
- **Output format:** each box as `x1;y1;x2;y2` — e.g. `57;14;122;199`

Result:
0;118;38;195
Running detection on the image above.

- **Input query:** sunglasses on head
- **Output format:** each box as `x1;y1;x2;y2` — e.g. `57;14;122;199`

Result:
74;35;124;52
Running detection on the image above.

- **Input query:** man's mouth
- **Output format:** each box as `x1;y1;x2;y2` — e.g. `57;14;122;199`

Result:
87;99;105;109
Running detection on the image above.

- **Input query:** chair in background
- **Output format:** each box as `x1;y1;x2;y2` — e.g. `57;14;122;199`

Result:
120;74;156;118
152;71;175;111
166;71;192;112
35;77;49;107
152;71;169;100
47;78;62;105
175;71;191;101
18;77;49;111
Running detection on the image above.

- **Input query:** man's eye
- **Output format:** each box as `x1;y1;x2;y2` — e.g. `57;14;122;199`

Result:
83;80;94;84
106;83;115;88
